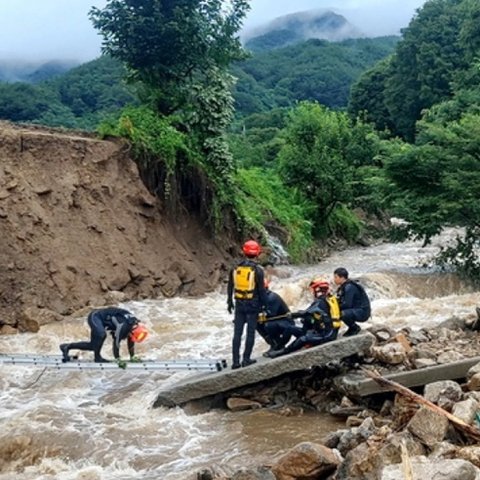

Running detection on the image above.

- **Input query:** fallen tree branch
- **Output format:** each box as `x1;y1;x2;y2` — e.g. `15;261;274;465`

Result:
361;367;480;442
400;439;413;480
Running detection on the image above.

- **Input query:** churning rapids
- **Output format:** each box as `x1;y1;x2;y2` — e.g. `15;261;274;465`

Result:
0;229;478;480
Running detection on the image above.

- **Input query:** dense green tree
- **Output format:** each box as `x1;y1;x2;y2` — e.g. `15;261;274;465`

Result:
90;0;249;117
458;0;480;61
348;58;395;133
346;0;480;282
389;0;464;139
228;108;289;168
384;110;480;281
349;0;480;141
278;102;369;230
90;0;250;230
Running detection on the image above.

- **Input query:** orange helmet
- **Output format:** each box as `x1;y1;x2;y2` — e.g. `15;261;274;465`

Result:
129;324;149;343
309;278;330;294
242;240;261;257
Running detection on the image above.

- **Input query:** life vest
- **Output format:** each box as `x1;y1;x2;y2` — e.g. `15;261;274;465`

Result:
233;264;256;300
326;295;342;328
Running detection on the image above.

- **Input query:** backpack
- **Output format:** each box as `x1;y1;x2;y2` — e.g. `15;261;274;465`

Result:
233;264;256;300
349;280;371;316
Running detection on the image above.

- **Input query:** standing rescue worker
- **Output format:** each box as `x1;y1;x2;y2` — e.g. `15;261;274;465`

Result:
60;307;148;363
333;267;371;336
227;240;268;369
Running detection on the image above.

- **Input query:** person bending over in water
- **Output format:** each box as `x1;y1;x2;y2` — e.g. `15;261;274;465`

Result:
60;307;148;363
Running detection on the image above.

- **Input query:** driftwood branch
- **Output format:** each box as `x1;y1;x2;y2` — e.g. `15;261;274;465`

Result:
361;367;480;442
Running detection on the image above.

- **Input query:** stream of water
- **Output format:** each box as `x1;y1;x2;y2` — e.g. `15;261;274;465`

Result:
0;229;478;479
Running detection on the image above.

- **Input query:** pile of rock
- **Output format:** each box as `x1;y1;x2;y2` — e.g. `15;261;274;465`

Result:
196;315;480;479
197;369;480;479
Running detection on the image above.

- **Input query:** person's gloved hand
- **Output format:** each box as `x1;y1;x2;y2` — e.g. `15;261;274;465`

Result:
116;358;127;369
227;300;234;314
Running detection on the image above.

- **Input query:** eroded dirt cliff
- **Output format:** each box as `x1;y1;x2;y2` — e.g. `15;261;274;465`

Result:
0;122;233;332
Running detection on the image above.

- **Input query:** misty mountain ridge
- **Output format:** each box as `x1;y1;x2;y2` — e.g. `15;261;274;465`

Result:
244;9;364;51
0;60;79;84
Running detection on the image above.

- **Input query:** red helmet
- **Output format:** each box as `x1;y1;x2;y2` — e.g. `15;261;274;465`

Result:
242;240;261;257
309;278;330;294
129;324;149;343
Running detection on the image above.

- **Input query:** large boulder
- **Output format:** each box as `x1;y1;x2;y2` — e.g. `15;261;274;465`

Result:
424;380;463;410
270;442;340;480
407;407;449;447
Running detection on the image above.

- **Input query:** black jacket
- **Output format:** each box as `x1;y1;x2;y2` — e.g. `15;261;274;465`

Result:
265;290;290;319
93;307;138;357
337;280;371;322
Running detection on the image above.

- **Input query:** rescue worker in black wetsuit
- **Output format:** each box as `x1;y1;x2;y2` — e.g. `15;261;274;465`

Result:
227;240;268;370
333;267;371;337
267;279;341;358
256;280;294;357
60;307;148;363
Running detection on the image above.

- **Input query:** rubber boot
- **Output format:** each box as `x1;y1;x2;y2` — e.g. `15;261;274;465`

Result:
343;324;361;337
60;343;71;362
267;348;286;359
94;356;110;363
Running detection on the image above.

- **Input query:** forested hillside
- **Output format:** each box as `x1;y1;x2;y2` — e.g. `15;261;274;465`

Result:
0;36;397;127
233;36;398;115
0;56;135;130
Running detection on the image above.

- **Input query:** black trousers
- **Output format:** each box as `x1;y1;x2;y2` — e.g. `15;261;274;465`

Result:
264;319;295;349
66;311;107;361
232;302;258;365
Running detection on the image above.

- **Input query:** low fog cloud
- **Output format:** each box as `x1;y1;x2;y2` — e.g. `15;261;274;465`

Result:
0;0;427;63
244;0;427;37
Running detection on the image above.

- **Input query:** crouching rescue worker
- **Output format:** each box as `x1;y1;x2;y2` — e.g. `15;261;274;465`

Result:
257;280;294;357
333;267;371;336
60;307;148;363
267;279;341;358
227;240;268;369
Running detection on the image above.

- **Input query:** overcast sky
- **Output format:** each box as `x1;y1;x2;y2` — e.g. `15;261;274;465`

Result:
0;0;427;63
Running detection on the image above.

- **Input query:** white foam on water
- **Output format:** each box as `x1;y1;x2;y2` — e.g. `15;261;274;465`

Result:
0;229;478;478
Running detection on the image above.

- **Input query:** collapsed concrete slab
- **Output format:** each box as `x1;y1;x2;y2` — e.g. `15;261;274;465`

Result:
336;355;480;397
153;333;375;408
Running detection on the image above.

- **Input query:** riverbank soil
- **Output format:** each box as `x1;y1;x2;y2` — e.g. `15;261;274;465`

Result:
0;122;235;332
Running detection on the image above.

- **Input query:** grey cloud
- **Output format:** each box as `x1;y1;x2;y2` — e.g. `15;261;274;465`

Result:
0;0;426;63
